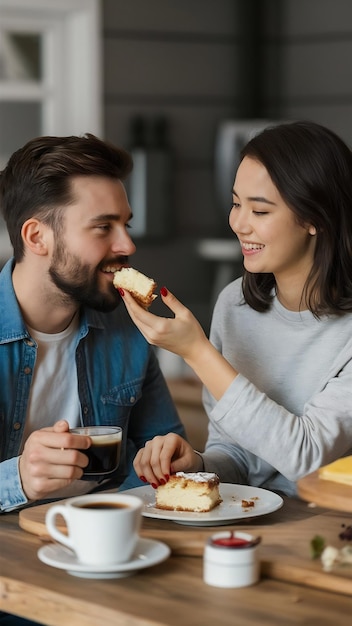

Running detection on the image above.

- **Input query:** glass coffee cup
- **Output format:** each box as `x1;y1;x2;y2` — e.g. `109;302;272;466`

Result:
71;426;122;475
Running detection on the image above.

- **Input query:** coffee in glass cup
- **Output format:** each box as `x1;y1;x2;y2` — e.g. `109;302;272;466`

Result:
71;426;122;475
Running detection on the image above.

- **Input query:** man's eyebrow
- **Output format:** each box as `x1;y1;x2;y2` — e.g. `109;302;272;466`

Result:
88;212;133;223
232;190;276;206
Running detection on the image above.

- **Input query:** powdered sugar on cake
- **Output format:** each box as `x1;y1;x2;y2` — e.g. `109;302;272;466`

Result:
175;472;219;483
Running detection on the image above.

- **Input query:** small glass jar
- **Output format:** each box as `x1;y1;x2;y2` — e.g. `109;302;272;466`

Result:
203;531;261;588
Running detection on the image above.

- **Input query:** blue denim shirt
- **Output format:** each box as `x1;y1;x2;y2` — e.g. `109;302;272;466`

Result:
0;259;185;512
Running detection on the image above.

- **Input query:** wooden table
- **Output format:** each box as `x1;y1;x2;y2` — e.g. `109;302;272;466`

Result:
297;470;352;512
1;497;352;626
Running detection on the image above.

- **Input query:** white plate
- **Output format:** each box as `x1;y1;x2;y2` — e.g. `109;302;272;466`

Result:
125;483;283;526
38;538;170;579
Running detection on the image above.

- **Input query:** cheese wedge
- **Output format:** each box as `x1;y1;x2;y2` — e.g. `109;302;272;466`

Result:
319;456;352;485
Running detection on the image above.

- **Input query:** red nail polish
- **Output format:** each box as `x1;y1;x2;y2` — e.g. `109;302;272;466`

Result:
140;475;147;483
118;288;124;296
164;474;170;481
159;478;166;485
160;286;168;297
151;483;158;489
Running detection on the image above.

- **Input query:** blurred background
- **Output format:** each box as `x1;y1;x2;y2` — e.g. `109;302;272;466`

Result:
1;0;352;337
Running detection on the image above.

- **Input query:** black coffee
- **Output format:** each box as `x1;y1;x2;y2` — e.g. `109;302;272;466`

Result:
84;437;122;475
78;502;130;510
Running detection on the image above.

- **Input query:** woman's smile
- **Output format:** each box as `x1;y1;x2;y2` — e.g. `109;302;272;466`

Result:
240;240;265;254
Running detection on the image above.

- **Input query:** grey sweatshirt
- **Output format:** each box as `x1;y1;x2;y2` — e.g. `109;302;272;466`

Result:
201;277;352;496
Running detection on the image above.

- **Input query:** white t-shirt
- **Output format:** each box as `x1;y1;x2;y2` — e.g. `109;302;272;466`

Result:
22;314;100;497
23;314;81;443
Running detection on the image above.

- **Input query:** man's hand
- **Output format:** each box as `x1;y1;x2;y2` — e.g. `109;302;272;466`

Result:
19;420;91;501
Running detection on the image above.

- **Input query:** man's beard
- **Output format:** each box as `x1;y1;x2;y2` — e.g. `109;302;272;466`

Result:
48;244;124;312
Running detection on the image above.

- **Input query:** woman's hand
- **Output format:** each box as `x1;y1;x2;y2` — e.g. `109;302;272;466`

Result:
133;433;203;487
120;286;238;401
120;287;208;362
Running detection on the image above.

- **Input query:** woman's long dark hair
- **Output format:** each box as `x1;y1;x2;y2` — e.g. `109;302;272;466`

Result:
240;121;352;316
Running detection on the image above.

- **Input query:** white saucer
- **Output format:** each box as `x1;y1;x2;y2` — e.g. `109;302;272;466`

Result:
125;483;283;526
38;538;170;579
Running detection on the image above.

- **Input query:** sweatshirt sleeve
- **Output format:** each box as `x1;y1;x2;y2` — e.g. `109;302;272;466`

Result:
200;279;352;484
203;361;352;482
0;457;28;513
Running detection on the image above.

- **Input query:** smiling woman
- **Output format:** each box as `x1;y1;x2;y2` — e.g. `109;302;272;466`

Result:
119;120;352;499
230;156;317;311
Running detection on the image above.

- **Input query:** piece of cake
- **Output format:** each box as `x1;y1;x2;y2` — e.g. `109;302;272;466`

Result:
113;267;157;308
318;456;352;485
155;472;222;512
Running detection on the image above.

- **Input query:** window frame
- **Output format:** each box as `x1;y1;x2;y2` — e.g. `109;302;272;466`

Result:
0;0;103;137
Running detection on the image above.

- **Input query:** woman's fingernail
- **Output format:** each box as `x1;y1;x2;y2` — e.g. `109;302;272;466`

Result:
118;288;124;296
139;475;147;483
160;286;168;297
164;474;170;481
151;483;158;489
159;478;166;485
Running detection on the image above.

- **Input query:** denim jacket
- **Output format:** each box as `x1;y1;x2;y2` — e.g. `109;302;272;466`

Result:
0;259;185;512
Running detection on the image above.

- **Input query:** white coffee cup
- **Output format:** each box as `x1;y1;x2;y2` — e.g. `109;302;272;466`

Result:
45;493;143;566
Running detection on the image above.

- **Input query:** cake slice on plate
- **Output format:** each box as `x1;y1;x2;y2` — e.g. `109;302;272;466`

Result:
155;472;222;512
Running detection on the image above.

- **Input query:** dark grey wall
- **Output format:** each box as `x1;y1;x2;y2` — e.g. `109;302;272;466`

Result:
269;0;352;147
102;0;352;330
102;0;246;329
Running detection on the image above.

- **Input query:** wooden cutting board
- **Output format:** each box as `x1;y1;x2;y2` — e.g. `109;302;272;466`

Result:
19;501;352;595
297;470;352;512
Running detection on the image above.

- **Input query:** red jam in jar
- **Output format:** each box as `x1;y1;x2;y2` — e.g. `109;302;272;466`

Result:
204;531;261;588
212;536;251;548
